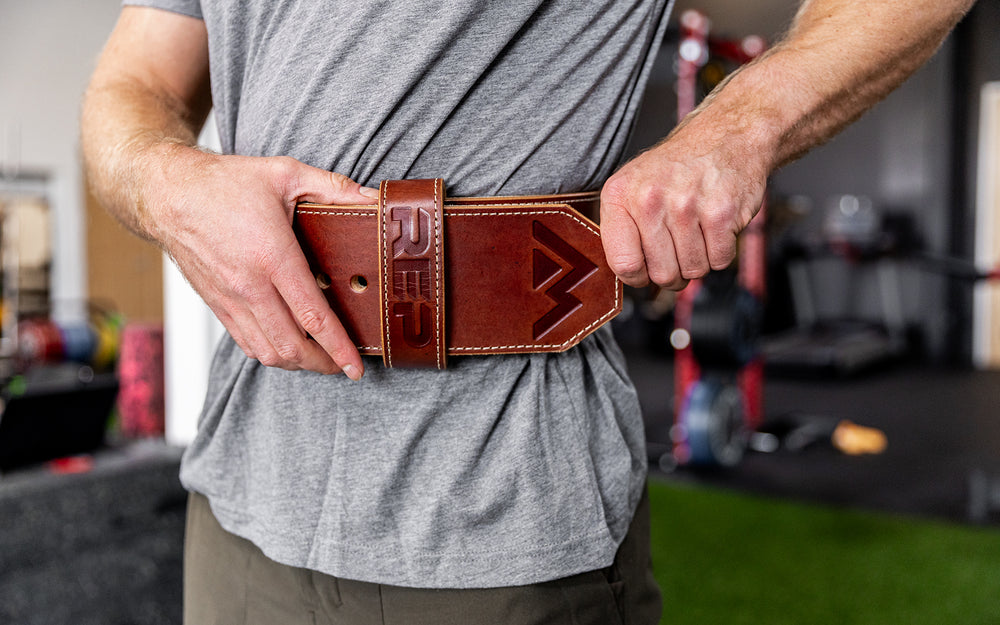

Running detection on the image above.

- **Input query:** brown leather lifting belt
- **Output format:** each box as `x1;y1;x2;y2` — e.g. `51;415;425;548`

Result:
294;178;621;369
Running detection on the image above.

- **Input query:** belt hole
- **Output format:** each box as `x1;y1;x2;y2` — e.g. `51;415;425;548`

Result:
315;272;332;290
350;275;368;293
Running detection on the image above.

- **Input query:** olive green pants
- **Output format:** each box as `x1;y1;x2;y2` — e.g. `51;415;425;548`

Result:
184;489;661;625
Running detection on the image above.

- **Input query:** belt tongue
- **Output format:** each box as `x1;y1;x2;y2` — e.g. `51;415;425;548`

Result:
377;179;447;369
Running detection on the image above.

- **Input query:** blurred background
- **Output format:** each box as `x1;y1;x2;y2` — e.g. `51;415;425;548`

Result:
1;1;999;623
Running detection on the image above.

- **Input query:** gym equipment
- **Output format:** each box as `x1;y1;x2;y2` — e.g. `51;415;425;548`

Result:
117;323;165;438
676;378;746;467
16;317;64;364
60;321;98;364
12;310;122;372
0;363;119;472
670;10;767;467
689;275;763;369
764;204;1000;376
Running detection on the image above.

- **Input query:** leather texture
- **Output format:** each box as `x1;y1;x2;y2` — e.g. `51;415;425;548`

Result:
295;181;620;367
377;179;447;369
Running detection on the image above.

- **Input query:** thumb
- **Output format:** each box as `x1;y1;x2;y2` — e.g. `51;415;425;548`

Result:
294;165;378;205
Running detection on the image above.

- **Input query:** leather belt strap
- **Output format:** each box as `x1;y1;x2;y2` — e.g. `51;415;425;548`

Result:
378;179;447;369
294;179;619;368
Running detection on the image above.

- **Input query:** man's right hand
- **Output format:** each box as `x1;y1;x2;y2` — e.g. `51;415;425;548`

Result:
146;147;374;378
82;7;370;379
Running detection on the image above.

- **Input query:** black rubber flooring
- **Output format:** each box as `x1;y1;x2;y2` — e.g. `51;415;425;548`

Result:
0;442;186;625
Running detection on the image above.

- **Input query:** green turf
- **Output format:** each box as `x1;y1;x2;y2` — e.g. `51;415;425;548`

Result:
647;479;1000;625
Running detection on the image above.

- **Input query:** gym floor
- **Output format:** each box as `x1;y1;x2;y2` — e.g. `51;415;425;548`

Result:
1;341;998;624
626;345;1000;525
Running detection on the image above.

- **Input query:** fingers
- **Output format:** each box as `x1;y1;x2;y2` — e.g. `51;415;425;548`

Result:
274;157;378;206
269;246;364;380
601;170;746;291
600;182;650;287
241;235;363;377
217;286;359;377
664;201;711;282
191;264;348;376
252;287;340;374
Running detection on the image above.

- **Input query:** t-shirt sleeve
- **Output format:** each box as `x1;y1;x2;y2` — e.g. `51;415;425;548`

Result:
122;0;202;20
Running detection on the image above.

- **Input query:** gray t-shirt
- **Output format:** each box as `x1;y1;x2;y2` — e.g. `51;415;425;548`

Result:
130;0;672;588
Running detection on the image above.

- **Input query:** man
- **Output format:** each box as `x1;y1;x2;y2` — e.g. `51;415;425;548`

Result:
81;0;971;623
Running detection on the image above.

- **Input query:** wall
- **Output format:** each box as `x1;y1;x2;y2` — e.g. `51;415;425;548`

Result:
964;2;1000;367
0;0;122;322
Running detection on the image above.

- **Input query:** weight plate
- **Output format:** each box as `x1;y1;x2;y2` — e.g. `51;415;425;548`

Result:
680;379;746;467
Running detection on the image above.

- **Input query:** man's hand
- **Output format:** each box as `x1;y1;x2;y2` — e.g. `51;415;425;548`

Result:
147;147;375;378
82;6;371;378
600;117;767;291
600;0;973;291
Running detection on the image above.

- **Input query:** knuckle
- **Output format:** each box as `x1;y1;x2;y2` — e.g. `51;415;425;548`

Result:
328;171;353;191
671;198;699;223
231;279;264;304
634;185;665;219
256;350;281;368
297;306;329;336
269;156;295;181
601;175;630;207
268;156;300;193
701;205;735;235
680;264;709;281
609;254;645;278
229;278;254;300
648;267;679;287
252;246;282;274
270;155;297;175
274;341;304;364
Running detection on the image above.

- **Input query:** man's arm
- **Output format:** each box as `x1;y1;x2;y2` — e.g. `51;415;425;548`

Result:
601;0;975;291
82;6;373;378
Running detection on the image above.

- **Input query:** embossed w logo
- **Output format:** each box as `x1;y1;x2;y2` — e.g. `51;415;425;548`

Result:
531;220;598;340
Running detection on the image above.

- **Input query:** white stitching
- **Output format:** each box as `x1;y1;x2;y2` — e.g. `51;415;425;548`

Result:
433;178;443;369
297;211;374;217
452;195;598;206
446;279;620;351
446;209;598;237
380;182;392;368
455;200;593;207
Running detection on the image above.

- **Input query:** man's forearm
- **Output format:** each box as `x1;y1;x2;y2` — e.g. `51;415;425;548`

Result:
81;77;208;243
600;0;975;290
81;7;212;244
680;0;974;171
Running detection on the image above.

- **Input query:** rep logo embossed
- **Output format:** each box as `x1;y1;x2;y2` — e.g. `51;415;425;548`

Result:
531;220;598;340
390;206;432;348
